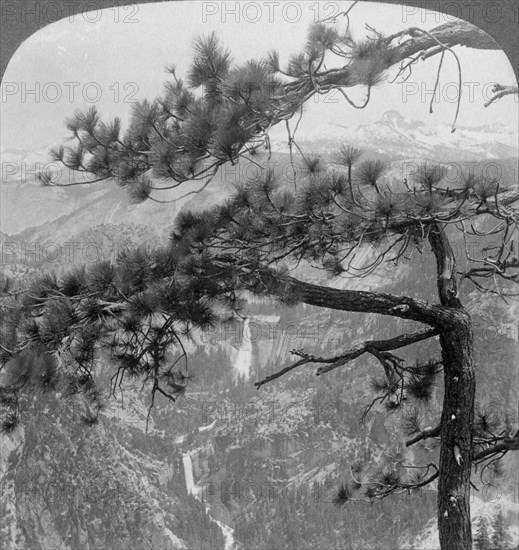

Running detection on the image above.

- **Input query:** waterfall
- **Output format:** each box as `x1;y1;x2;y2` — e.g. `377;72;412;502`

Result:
181;449;236;549
182;452;198;497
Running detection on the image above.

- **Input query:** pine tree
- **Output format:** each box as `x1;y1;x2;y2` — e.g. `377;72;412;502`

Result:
474;516;491;550
2;10;518;550
491;510;512;550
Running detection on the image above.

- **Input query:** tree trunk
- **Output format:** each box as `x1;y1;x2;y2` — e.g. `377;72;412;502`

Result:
428;222;476;550
437;311;475;550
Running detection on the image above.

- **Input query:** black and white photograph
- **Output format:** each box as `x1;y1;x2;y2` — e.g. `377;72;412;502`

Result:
1;1;518;548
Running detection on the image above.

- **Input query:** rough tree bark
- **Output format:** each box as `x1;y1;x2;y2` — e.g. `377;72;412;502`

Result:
429;223;475;550
436;317;475;550
316;20;499;90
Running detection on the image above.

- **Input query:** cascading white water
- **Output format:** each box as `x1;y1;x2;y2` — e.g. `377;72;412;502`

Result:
214;519;236;550
182;452;198;496
181;450;236;549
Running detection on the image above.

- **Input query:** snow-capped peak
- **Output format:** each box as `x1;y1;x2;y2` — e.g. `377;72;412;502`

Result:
380;110;424;130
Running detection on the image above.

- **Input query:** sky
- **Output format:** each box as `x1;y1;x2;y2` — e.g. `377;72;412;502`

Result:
1;0;518;152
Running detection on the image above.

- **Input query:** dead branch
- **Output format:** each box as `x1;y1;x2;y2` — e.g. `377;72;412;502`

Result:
484;84;519;107
254;327;438;388
406;424;442;447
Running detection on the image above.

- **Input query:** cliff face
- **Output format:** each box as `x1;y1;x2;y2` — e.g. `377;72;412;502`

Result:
0;391;192;550
1;249;518;549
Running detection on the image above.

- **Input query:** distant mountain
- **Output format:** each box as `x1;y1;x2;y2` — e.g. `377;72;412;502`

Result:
1;111;517;236
0;159;231;238
270;109;518;160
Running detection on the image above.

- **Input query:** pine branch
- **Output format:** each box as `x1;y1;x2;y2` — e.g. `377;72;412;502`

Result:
254;327;438;388
473;433;519;462
406;424;441;447
46;20;502;202
285;275;456;327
